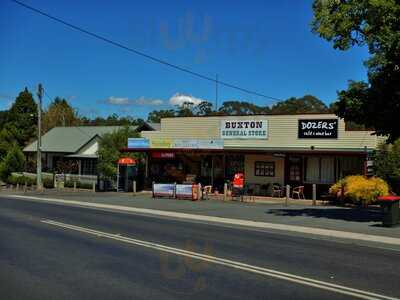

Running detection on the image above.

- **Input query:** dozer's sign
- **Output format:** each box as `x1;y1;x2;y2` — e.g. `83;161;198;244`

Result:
298;119;338;139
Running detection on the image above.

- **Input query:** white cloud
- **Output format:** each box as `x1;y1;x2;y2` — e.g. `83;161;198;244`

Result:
169;93;204;106
105;96;130;105
101;96;163;106
135;96;164;106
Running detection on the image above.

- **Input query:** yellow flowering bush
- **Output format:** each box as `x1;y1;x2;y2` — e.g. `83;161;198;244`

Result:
329;175;389;205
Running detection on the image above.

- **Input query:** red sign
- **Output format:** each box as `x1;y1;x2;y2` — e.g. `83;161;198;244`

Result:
151;152;175;159
118;157;136;165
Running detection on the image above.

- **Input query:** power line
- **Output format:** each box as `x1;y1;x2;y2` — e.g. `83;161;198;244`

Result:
11;0;284;103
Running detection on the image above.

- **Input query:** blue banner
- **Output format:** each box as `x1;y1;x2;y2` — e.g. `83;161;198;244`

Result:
128;138;150;149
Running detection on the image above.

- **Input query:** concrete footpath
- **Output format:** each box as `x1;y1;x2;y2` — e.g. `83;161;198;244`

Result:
2;189;400;247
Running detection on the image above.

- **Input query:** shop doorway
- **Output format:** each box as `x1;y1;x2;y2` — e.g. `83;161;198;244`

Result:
286;156;303;187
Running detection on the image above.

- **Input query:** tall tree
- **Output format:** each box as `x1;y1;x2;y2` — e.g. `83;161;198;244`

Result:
0;110;8;129
217;101;268;115
176;102;195;117
147;109;176;123
270;95;329;114
195;101;214;116
0;144;26;181
7;88;37;147
311;0;400;142
97;126;139;178
42;97;81;133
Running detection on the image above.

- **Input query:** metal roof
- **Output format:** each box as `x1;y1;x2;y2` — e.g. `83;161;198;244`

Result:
24;126;133;153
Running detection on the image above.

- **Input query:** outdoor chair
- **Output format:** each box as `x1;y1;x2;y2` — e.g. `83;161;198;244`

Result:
272;183;283;198
202;185;212;200
292;185;305;199
260;183;270;196
242;184;256;203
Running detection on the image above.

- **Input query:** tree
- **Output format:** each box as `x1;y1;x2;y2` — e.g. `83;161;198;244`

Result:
42;97;81;133
97;126;139;178
7;88;37;147
0;110;8;128
0;145;26;181
217;101;268;115
374;139;400;194
195;101;214;116
176;102;195;117
147;109;176;123
0;125;18;159
270;95;329;114
311;0;400;142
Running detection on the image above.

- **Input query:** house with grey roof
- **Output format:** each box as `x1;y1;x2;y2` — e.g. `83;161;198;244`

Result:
23;123;157;176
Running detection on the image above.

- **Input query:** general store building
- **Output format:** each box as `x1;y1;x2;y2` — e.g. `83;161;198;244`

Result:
125;114;382;197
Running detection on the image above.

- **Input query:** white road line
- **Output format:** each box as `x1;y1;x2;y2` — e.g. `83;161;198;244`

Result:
41;219;399;300
6;194;400;246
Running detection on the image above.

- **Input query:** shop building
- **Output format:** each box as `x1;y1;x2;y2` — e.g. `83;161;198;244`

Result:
124;114;383;197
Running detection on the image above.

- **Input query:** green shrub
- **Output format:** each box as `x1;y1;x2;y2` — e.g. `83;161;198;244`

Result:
77;182;93;190
6;175;36;186
64;181;74;188
43;177;54;189
0;146;25;181
63;180;93;189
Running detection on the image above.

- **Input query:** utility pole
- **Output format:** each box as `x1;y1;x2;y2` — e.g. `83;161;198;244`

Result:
36;84;43;191
215;74;219;110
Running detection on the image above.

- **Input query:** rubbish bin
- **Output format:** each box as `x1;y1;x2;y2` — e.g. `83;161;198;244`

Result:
377;196;400;227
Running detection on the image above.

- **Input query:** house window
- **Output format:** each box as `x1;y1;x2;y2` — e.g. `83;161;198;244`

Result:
81;159;97;175
254;161;275;177
304;157;335;184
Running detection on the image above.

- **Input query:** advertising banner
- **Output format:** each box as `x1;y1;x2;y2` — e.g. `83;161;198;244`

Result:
150;139;173;149
153;183;175;197
175;184;194;199
172;139;223;149
197;139;224;149
298;119;338;139
127;138;149;149
220;119;268;139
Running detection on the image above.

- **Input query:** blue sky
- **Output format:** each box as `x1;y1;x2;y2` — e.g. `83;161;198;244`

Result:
0;0;369;119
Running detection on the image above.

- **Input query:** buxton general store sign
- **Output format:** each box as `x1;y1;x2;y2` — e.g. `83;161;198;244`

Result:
298;119;338;139
220;119;268;139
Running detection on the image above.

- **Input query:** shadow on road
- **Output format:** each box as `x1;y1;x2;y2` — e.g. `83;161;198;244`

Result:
266;207;382;223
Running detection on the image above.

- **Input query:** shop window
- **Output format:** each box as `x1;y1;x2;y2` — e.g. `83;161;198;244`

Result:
305;157;335;184
254;161;275;177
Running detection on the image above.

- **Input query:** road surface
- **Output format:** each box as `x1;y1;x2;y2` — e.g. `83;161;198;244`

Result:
0;196;399;300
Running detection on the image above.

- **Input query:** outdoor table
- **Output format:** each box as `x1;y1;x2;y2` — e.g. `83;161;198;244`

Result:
376;196;400;227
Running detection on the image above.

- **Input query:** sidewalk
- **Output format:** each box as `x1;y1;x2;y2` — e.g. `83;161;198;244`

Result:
2;188;400;242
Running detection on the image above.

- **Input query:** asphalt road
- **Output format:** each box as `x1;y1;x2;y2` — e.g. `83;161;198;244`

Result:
1;196;399;300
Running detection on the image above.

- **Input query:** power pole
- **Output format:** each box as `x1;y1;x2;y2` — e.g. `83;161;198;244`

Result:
36;84;43;191
215;74;219;110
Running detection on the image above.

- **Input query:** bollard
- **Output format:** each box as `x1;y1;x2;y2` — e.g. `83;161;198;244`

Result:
133;180;137;195
92;181;96;193
197;183;201;200
173;182;176;198
73;181;77;192
285;185;290;206
312;184;317;206
223;183;228;201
